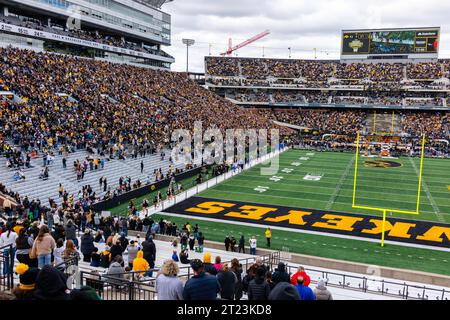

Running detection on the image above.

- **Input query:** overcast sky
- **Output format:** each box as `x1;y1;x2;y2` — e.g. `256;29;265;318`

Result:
162;0;450;73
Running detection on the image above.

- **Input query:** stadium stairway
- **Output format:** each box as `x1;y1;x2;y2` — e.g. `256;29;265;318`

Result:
0;149;184;205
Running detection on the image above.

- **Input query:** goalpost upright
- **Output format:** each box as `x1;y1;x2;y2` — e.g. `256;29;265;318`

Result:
352;131;426;247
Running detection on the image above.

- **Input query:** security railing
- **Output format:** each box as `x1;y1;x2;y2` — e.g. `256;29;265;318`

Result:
283;264;450;300
0;244;14;292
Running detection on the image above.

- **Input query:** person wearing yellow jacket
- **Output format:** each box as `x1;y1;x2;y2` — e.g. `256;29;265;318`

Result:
132;250;149;277
265;227;272;248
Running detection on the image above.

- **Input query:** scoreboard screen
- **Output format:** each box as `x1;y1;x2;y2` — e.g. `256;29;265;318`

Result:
342;28;440;55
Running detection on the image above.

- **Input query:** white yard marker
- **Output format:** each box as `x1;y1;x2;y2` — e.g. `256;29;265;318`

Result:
306;153;315;156
303;174;324;181
291;162;302;167
299;157;310;161
254;186;270;193
282;168;294;174
270;176;284;182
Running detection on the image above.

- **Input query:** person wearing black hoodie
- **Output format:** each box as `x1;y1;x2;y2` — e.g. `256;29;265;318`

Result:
109;241;124;260
248;267;271;301
64;220;78;248
141;236;156;276
238;235;245;253
80;229;95;263
33;265;70;300
271;262;291;285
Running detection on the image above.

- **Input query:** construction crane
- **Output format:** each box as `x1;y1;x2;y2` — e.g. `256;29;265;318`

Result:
221;30;270;56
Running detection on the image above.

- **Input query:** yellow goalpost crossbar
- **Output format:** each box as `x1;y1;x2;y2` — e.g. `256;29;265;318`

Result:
352;132;426;247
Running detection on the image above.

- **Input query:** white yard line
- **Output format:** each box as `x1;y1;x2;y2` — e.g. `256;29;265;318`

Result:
326;155;355;210
408;157;445;223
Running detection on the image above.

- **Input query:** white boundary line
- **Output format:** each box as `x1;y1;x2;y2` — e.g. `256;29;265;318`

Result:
409;157;446;223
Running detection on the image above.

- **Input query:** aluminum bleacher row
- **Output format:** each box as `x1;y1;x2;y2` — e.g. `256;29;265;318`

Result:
0;147;184;206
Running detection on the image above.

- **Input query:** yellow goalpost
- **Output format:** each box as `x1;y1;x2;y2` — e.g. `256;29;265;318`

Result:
352;131;426;247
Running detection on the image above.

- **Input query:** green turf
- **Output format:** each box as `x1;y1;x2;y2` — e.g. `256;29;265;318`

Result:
152;213;450;276
200;150;450;224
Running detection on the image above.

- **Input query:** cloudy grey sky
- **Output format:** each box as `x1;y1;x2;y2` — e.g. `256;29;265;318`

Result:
162;0;450;73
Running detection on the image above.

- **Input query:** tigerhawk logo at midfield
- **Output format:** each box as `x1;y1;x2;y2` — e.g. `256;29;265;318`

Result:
363;160;402;168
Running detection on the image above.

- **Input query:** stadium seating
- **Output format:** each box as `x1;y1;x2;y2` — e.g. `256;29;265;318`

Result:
205;57;450;107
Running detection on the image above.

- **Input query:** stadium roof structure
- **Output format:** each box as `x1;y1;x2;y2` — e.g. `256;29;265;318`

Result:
133;0;174;9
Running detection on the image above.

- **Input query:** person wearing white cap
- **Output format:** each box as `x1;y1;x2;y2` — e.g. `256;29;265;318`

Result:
313;278;333;300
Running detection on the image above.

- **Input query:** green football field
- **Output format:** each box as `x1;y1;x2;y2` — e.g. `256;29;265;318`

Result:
200;150;450;224
109;149;450;275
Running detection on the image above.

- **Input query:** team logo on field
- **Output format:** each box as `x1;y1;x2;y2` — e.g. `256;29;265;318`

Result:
363;160;402;168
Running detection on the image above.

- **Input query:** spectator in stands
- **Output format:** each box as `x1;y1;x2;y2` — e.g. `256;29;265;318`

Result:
266;272;276;291
291;266;311;286
31;225;56;269
90;248;101;268
202;252;217;276
107;255;126;282
109;240;124;259
179;249;190;265
217;262;237;300
268;282;301;300
132;250;149;277
156;260;184;300
53;239;65;268
248;267;271;301
141;236;156;277
12;263;39;300
70;286;102;301
64;220;78;248
272;262;290;285
296;276;316;301
214;256;222;272
0;225;17;276
182;259;220;300
62;240;80;267
80;229;95;263
126;240;140;268
230;258;243;300
33;265;70;300
15;228;32;266
99;245;112;268
314;279;333;300
171;250;179;262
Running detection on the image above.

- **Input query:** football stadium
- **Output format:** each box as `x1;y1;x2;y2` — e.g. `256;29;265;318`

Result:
0;0;449;308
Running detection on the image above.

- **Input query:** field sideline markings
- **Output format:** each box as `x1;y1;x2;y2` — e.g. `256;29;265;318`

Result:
408;157;445;223
326;155;356;210
203;188;450;219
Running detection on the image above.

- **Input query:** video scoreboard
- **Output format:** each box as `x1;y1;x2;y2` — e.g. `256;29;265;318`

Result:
341;27;440;59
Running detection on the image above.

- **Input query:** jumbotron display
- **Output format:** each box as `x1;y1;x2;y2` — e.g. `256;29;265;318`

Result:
341;28;440;56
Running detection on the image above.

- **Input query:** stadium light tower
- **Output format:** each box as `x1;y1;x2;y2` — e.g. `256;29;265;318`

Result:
182;38;195;73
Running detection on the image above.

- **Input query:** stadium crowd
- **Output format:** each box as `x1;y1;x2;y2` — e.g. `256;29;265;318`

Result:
0;207;333;301
206;56;449;81
0;13;171;58
206;57;449;108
